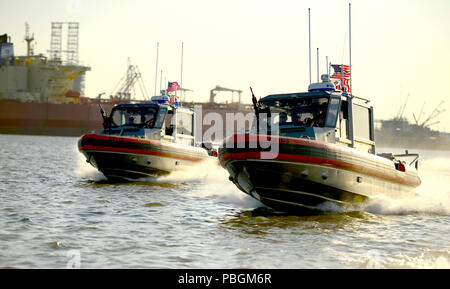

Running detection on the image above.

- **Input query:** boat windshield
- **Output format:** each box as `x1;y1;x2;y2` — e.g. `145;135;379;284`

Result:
111;107;158;128
266;97;329;127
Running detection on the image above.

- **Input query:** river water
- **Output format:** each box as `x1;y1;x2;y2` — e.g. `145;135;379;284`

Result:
0;134;448;268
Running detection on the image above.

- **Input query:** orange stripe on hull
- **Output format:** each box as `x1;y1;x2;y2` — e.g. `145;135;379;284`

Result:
221;152;420;187
80;145;204;162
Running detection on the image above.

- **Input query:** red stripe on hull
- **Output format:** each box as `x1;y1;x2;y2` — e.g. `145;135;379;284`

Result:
80;133;162;146
225;134;326;149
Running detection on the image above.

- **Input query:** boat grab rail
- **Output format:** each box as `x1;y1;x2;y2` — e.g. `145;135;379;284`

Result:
378;150;420;169
395;150;420;169
394;153;419;167
347;93;370;103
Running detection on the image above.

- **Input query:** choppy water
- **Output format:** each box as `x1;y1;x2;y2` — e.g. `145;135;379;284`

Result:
0;134;448;268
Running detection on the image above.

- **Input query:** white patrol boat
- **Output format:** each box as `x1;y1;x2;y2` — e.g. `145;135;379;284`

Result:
78;95;212;181
219;75;421;212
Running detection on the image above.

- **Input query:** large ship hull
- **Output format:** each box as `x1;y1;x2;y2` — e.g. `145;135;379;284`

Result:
0;99;113;136
219;134;421;212
375;129;450;151
0;99;253;137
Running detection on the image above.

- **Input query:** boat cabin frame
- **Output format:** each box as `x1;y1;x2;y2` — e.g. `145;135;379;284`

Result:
102;102;196;146
260;90;376;154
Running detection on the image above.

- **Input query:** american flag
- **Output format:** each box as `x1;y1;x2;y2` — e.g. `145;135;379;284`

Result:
330;64;350;78
167;82;180;92
330;64;351;93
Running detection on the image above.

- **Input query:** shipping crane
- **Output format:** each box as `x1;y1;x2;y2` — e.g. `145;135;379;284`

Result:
209;85;243;104
110;58;149;101
396;94;409;120
413;100;446;128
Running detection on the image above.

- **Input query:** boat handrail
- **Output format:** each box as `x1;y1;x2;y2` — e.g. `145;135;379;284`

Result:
336;137;352;145
163;135;174;141
393;151;419;168
347;93;370;103
176;134;195;140
377;150;419;169
354;136;375;146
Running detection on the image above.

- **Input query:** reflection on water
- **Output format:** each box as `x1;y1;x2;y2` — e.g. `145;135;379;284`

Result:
81;179;180;189
0;135;449;268
220;207;375;234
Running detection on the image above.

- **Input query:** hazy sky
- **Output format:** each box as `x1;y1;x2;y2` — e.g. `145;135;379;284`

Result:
1;0;450;131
